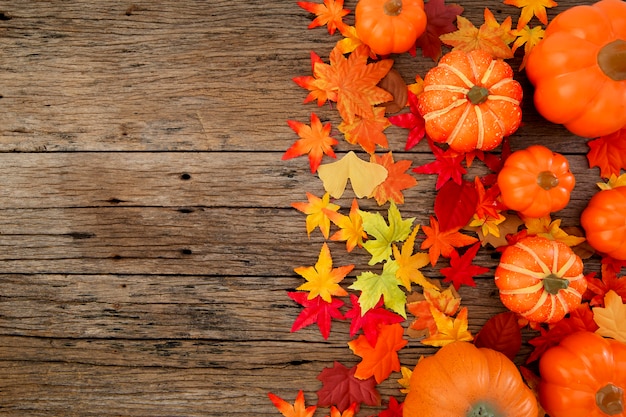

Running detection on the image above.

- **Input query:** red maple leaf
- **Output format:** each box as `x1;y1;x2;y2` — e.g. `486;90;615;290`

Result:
526;303;598;363
414;0;464;60
344;294;405;347
413;140;467;190
298;0;350;35
370;152;418;205
584;265;626;307
440;243;489;290
473;177;504;221
473;311;522;360
434;178;478;232
378;396;404;417
287;292;345;339
388;91;426;150
587;127;626;178
316;361;381;412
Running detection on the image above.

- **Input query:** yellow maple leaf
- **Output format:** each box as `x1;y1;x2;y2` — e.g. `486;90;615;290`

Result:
524;216;586;247
295;242;354;302
397;366;413;394
511;25;545;70
468;212;507;239
504;0;557;30
421;306;473;347
392;226;436;292
292;192;340;238
598;173;626;190
317;151;388;199
593;290;626;343
325;198;367;252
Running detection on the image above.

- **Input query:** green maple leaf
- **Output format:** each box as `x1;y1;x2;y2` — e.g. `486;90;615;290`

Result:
350;261;407;318
360;202;415;265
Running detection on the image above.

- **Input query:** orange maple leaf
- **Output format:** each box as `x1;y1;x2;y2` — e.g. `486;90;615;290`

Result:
298;0;350;35
284;113;338;173
339;106;390;154
268;390;317;417
370;152;418;206
420;216;479;266
292;192;340;238
440;9;514;59
504;0;557;30
348;323;408;383
293;51;329;106
325;198;367;252
421;306;473;346
587;127;626;179
307;45;393;124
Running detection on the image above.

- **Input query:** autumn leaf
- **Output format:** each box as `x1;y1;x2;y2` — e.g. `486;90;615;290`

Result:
407;286;462;337
524;216;586;247
339;106;390;154
284;113;338;173
584;264;626;307
295;243;353;302
344;294;405;347
504;0;557;30
421;216;479;266
421;306;473;346
370;152;418;206
397;367;413;394
325;198;367;252
440;9;515;59
348;323;408;383
511;25;545;70
473;177;504;221
414;0;464;60
288;292;345;340
316;361;381;412
361;202;415;265
392;225;436;292
336;25;372;56
587;127;626;179
350;261;407;318
292;192;340;238
268;390;317;417
378;396;404;417
317;151;388;199
473;311;522;360
298;0;350;35
468;212;522;248
407;296;438;337
593;290;626;342
413;140;467;190
326;403;358;417
306;44;393;124
440;243;490;290
293;51;330;106
388;90;426;151
434;178;478;232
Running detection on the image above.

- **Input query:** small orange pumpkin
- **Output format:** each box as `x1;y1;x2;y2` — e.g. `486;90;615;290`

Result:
417;49;523;153
581;185;626;260
497;144;575;218
355;0;427;56
495;235;586;323
403;341;538;417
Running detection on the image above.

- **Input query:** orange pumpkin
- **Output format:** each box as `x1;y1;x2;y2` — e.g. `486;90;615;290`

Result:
417;49;523;153
497;144;575;218
495;236;586;323
355;0;427;56
581;185;626;260
403;341;538;417
525;0;626;138
539;331;626;417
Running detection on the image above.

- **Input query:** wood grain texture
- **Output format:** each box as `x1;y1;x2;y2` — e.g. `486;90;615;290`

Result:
0;0;603;415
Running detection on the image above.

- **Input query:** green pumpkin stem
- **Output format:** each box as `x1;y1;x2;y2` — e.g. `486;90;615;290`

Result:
596;383;625;415
467;86;490;105
384;0;403;15
467;403;498;417
537;170;559;190
543;274;569;295
598;39;626;82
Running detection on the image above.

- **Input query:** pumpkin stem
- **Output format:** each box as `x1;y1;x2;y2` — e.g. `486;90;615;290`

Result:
466;402;498;417
596;383;624;415
537;170;559;190
467;86;489;105
543;274;569;295
384;0;403;16
598;39;626;82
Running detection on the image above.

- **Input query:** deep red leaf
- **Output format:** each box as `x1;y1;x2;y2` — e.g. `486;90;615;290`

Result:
414;0;464;60
413;140;467;189
440;243;489;289
474;311;522;360
434;179;478;232
378;396;403;417
344;294;404;347
288;292;345;339
316;361;381;412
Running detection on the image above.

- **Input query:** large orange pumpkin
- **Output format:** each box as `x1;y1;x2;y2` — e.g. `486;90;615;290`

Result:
417;49;523;153
403;341;538;417
495;235;586;323
581;185;626;260
525;0;626;138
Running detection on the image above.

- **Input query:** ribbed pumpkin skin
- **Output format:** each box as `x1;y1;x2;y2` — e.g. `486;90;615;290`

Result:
495;236;586;323
417;49;523;153
539;331;626;417
581;186;626;260
403;342;538;417
525;0;626;138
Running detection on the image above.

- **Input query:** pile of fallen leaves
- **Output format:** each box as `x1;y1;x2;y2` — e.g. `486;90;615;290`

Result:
269;0;626;416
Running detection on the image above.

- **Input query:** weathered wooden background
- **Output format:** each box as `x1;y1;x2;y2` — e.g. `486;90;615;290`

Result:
0;0;602;415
